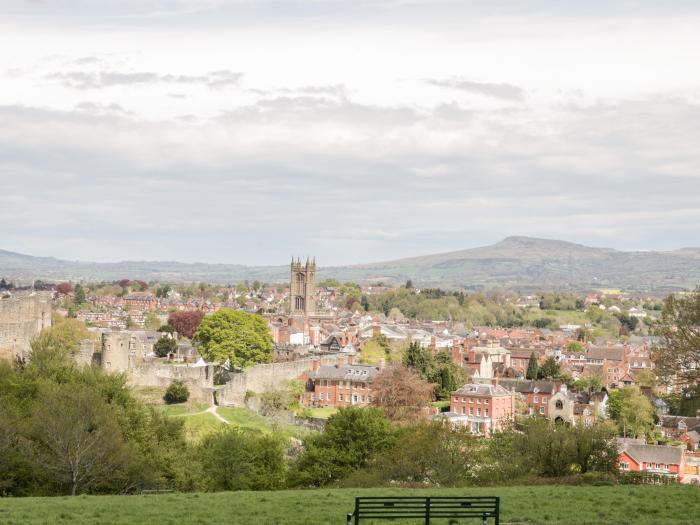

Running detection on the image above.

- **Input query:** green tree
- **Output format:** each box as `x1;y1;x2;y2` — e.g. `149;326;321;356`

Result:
526;352;538;380
567;341;585;352
537;356;560;379
198;428;285;491
194;309;273;368
608;387;655;438
163;380;189;404
144;311;161;331
73;284;87;305
153;336;177;358
292;407;395;487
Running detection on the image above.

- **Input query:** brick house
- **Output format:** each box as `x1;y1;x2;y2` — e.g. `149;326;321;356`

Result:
498;379;561;417
447;383;515;435
302;363;380;408
617;439;686;482
124;292;158;312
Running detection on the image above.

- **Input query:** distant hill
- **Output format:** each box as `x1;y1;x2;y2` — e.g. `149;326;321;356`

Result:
2;236;700;292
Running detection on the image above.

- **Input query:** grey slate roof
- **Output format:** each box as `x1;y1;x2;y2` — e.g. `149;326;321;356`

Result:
310;364;381;382
621;444;683;465
453;383;513;397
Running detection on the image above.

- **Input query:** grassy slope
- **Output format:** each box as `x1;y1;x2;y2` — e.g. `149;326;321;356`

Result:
2;485;698;525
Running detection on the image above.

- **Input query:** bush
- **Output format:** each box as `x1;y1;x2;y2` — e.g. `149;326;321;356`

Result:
163;381;189;404
154;336;178;358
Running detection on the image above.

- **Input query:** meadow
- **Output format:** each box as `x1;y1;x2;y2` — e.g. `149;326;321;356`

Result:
1;485;698;525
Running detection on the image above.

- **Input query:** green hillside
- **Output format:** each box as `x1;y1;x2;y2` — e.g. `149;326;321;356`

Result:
2;485;697;525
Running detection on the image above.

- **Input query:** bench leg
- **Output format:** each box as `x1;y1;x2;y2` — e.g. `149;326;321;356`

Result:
346;513;352;525
482;513;488;525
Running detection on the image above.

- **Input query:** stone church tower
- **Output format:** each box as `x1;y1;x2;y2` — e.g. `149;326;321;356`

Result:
290;257;315;316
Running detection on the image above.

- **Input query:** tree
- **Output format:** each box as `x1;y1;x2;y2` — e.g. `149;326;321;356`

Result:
526;352;538;380
55;282;73;295
371;365;435;423
168;310;205;339
73;284;86;305
567;341;585;353
198;428;285;491
403;342;432;376
291;407;395;487
194;309;273;368
32;384;131;495
608;387;655;438
405;279;413;289
537;356;560;379
653;288;700;387
163;380;189;404
153;336;177;358
155;285;172;298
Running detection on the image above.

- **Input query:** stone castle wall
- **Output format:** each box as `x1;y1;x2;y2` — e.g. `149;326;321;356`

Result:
0;292;52;361
126;362;216;404
218;354;342;406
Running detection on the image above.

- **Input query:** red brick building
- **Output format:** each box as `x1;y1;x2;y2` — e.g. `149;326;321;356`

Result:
302;362;380;408
448;383;515;435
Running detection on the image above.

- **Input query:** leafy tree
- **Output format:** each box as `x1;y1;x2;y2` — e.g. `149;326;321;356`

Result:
567;341;585;352
155;285;172;298
198;428;285;491
163;380;189;404
55;282;73;295
31;384;132;495
0;278;15;290
291;407;395;487
194;309;273;368
537;356;560;379
73;284;87;305
371;365;435;423
526;352;538;380
158;324;175;334
168;310;205;339
403;342;433;376
653;288;700;387
405;279;413;289
153;336;177;358
607;387;655;438
370;421;481;486
360;339;389;365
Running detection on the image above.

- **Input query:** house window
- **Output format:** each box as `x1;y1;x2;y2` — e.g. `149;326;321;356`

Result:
620;462;629;470
477;399;481;405
555;400;563;410
469;407;473;415
541;397;547;404
339;394;343;401
352;395;358;403
477;408;481;416
461;406;465;415
534;396;539;403
539;406;545;415
319;393;324;401
485;408;489;417
469;398;474;404
484;399;489;405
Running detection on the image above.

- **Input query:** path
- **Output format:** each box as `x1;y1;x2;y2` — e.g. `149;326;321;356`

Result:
207;405;230;424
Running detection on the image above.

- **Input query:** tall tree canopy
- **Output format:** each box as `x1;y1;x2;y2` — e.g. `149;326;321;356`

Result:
168;310;205;339
194;309;273;367
653;288;700;387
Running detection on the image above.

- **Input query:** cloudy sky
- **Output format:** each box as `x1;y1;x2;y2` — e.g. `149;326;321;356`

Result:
1;1;699;265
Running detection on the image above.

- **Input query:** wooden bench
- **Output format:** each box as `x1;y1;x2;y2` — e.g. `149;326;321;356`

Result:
347;496;499;524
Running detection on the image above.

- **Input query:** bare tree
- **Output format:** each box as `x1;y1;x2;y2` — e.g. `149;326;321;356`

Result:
32;384;130;495
371;365;436;423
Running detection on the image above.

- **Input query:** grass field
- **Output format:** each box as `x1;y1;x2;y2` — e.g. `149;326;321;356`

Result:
1;485;698;525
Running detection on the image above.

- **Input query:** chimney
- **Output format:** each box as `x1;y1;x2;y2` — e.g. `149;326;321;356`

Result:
372;324;381;337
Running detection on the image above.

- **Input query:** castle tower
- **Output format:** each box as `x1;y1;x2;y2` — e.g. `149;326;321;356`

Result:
290;257;316;316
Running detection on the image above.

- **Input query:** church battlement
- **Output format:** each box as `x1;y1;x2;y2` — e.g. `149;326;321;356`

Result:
290;257;316;316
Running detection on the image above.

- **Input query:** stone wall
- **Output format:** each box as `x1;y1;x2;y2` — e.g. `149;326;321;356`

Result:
127;362;216;404
218;354;343;406
0;292;52;361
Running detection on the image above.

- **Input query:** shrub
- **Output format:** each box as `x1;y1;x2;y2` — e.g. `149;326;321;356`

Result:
154;336;178;358
163;380;189;404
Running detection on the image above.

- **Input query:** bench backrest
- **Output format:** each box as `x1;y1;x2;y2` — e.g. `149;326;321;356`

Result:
352;496;499;524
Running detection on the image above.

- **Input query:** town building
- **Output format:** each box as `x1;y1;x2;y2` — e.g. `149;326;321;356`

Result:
302;362;380;408
446;383;515;434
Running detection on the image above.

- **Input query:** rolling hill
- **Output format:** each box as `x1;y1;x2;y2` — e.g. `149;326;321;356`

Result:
2;236;700;292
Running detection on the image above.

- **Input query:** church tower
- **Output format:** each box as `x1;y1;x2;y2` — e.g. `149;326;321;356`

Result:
290;257;316;316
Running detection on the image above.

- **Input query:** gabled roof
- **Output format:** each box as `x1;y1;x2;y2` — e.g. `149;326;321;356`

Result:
453;383;513;397
620;444;683;465
310;364;380;382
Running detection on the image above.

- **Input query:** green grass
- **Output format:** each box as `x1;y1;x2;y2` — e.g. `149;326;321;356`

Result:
302;407;338;419
216;407;272;433
1;485;698;524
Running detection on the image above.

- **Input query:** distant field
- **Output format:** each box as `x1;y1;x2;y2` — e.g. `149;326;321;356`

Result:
2;485;698;525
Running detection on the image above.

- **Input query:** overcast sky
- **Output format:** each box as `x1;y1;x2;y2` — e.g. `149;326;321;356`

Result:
1;1;699;265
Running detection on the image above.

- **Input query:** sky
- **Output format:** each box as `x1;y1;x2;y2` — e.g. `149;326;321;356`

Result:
1;0;699;265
